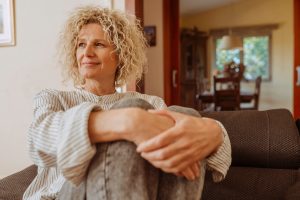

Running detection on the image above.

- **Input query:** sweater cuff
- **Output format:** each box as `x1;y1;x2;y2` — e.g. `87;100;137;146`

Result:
57;102;101;185
206;120;232;182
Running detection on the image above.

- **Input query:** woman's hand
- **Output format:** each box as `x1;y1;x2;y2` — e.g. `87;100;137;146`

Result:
88;107;208;180
125;108;202;181
176;162;201;181
88;108;174;144
136;109;223;175
119;108;175;145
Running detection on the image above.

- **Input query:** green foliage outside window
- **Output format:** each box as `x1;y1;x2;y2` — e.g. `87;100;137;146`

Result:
216;36;269;80
216;39;240;70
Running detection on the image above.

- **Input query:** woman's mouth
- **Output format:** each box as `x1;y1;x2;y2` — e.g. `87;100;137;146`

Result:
82;62;100;67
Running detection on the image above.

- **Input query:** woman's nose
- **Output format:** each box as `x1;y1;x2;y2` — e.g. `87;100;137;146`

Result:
84;45;95;57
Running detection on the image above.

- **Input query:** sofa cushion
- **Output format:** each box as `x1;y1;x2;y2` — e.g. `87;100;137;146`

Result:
202;167;299;200
0;165;37;200
202;109;300;169
284;169;300;200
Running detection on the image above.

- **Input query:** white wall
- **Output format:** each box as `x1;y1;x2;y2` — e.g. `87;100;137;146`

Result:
0;0;115;178
144;0;164;98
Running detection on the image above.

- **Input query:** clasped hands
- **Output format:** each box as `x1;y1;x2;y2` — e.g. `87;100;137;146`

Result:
125;108;223;181
89;107;223;181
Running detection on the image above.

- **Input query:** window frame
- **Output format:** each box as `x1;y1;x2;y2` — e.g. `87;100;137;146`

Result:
210;24;278;81
213;33;272;81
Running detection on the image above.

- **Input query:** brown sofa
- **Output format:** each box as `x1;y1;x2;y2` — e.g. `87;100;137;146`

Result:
201;109;300;200
0;109;299;200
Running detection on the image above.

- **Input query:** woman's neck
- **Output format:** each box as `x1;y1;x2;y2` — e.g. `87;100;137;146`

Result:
83;80;116;96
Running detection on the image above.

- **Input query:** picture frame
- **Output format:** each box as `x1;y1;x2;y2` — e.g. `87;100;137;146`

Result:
0;0;15;46
144;26;156;47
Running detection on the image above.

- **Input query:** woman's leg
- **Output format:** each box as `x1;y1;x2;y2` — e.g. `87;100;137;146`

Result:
157;105;206;200
87;142;160;200
58;98;159;200
58;99;206;200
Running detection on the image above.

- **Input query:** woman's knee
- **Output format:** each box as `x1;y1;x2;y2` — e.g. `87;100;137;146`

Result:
168;105;201;117
86;141;160;199
111;98;154;110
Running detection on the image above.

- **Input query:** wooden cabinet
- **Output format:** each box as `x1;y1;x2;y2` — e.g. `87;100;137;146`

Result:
180;28;208;109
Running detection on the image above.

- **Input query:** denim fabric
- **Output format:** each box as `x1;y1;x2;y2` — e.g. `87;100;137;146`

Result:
58;98;206;200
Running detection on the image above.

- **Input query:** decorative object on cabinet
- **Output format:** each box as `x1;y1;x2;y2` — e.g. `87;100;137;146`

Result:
180;27;208;109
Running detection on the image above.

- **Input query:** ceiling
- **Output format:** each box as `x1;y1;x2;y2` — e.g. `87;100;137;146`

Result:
180;0;243;15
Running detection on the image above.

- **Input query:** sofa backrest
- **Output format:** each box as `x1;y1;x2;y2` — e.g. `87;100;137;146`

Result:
202;109;300;169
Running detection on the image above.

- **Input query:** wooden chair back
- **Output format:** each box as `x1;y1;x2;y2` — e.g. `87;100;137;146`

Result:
241;76;262;110
213;75;241;111
253;76;262;110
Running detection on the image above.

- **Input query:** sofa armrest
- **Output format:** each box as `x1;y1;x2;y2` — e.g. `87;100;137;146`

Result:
202;109;300;169
0;165;37;200
285;169;300;200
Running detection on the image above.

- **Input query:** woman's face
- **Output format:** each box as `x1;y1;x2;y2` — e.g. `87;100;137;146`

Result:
76;23;118;84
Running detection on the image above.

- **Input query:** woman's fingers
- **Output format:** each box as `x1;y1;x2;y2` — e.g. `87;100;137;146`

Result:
180;167;195;181
148;109;182;121
142;149;199;174
138;108;223;180
172;163;202;181
139;136;188;161
175;163;200;181
136;126;178;153
136;109;187;153
190;162;200;178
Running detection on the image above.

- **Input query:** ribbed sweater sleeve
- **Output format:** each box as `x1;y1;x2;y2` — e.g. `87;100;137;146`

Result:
206;121;232;182
28;90;100;185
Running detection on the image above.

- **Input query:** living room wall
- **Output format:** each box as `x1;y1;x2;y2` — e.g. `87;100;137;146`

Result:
143;0;164;98
181;0;294;111
0;0;121;178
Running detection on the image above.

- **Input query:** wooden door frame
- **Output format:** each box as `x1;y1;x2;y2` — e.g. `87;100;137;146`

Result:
294;0;300;118
163;0;180;106
127;0;179;101
125;0;145;93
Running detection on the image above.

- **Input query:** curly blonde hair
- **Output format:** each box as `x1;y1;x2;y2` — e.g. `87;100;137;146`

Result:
58;5;148;87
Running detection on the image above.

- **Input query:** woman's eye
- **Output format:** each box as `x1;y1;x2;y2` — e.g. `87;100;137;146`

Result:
78;43;85;48
96;43;105;47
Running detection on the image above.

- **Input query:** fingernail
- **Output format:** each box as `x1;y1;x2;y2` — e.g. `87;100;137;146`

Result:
188;175;195;181
136;146;141;152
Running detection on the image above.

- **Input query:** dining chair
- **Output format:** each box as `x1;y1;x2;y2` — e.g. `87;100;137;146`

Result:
241;76;262;110
213;75;241;111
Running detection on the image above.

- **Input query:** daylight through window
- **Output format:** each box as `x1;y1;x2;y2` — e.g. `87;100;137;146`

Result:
215;35;270;80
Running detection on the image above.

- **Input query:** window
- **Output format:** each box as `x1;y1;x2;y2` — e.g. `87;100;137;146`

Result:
215;35;270;80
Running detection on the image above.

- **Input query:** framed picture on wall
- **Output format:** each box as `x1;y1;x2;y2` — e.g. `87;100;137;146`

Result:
0;0;15;46
144;26;156;47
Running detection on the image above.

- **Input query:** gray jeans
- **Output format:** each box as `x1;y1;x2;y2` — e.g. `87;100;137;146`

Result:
58;98;206;200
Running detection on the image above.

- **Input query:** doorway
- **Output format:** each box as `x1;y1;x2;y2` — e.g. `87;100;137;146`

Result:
164;0;299;115
294;0;300;118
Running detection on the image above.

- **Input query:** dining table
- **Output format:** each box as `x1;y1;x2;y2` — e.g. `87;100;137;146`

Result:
196;90;255;110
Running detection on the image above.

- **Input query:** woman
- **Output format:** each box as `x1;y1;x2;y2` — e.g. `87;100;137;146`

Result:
24;6;231;200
